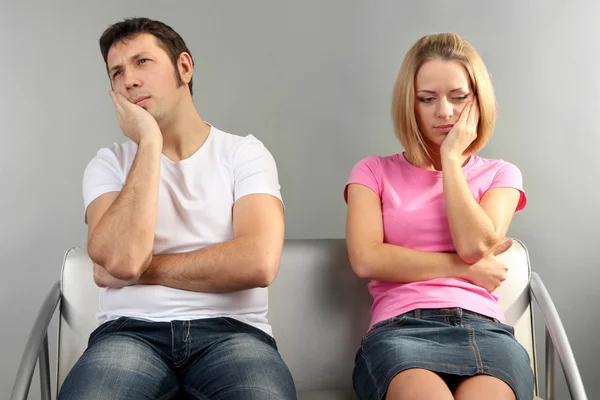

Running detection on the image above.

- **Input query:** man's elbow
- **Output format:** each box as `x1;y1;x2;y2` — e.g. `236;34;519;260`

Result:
102;259;143;281
88;232;153;281
252;256;280;288
91;248;151;282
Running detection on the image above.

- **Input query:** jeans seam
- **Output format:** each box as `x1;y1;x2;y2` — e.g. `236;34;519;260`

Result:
173;322;192;368
173;346;191;368
390;360;478;371
463;315;495;322
482;366;523;399
467;325;484;373
419;314;454;318
358;348;382;400
379;360;478;394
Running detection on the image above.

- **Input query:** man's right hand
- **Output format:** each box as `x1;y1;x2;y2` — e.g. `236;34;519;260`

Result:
110;91;162;145
461;238;513;292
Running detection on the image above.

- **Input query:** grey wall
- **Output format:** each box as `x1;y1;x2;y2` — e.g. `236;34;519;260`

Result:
2;0;598;398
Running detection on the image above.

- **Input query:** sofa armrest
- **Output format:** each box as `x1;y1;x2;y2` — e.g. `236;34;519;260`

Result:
11;281;61;400
529;272;587;400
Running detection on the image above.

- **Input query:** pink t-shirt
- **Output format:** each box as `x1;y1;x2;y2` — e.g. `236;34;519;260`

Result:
344;153;527;329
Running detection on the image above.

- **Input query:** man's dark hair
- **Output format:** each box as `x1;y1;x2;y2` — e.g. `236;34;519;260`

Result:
99;17;194;95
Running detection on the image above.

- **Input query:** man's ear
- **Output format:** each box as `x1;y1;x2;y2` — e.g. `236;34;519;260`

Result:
178;52;194;85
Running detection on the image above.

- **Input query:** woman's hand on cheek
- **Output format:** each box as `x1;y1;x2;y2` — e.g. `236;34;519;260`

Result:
441;99;479;161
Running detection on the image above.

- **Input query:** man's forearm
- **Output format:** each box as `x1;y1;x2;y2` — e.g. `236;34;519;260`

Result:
88;138;162;280
442;157;498;264
139;235;279;292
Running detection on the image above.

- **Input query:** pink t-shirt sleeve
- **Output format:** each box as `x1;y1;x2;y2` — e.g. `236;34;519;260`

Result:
344;156;382;203
488;161;527;212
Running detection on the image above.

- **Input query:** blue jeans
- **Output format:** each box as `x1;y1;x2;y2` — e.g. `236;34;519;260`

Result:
353;308;534;400
58;317;297;399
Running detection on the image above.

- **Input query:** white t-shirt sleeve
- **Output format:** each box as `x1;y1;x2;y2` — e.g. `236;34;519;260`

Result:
82;147;125;222
232;135;282;204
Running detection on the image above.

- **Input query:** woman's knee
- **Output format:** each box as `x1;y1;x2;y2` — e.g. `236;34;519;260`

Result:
454;375;517;400
385;369;453;400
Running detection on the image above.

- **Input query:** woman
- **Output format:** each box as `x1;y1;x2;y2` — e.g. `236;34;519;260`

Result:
344;33;534;400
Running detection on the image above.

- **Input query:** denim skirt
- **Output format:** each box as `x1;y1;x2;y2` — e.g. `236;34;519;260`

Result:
353;308;534;400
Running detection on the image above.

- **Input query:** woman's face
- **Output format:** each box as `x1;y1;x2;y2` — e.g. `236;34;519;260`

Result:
414;59;476;149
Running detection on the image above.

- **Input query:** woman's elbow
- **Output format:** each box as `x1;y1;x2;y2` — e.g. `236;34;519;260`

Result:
455;235;500;264
352;262;373;280
348;240;384;279
456;249;486;265
348;249;374;280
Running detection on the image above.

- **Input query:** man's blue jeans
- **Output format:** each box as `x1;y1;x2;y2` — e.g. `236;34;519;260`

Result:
58;316;297;399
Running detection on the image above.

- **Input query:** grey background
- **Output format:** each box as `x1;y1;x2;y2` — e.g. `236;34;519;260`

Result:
1;0;597;398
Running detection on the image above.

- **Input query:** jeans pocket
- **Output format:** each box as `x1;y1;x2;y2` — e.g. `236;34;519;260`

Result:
88;317;131;345
361;316;409;345
219;317;277;348
467;317;515;337
501;322;516;336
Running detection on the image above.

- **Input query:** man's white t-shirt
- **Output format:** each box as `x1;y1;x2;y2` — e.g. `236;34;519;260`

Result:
82;125;282;336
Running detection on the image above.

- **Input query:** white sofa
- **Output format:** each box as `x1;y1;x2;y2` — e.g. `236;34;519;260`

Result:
11;239;587;399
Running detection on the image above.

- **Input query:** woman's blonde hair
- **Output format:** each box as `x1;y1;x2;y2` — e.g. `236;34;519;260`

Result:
392;33;496;167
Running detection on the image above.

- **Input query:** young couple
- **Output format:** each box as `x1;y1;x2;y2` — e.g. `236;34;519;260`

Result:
59;17;532;400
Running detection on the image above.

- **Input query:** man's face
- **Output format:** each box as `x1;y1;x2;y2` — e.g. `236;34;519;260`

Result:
107;33;182;122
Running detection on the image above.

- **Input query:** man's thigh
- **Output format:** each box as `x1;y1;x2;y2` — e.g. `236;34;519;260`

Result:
182;318;297;400
58;325;179;400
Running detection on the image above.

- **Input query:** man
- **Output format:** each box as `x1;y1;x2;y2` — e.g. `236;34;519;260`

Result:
58;17;296;399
